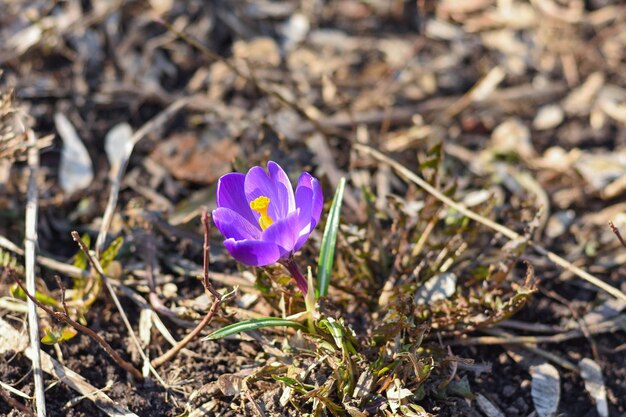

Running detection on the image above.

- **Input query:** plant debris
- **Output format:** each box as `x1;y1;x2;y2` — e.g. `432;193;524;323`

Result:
1;1;626;416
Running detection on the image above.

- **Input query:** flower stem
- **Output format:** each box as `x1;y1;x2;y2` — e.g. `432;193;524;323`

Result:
282;257;308;294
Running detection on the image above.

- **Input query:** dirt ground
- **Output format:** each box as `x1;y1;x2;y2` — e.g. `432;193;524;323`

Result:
1;1;626;416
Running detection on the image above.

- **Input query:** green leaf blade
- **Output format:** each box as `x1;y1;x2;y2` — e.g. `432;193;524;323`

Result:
203;317;305;341
317;177;346;298
100;236;124;270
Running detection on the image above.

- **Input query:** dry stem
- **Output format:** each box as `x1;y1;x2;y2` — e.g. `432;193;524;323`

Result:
8;270;144;381
609;221;626;249
151;209;224;368
355;144;626;304
24;129;46;417
71;231;166;385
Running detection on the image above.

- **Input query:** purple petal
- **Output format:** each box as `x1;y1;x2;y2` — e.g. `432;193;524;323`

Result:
212;208;261;241
223;238;282;267
267;161;295;216
261;211;300;257
244;162;295;221
293;172;323;251
216;173;259;228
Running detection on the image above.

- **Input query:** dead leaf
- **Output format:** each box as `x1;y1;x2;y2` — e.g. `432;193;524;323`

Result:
218;374;243;397
150;133;240;184
579;358;608;417
530;363;560;417
54;112;94;194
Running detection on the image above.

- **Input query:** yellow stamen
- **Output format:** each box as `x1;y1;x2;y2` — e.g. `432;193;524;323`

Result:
250;195;274;230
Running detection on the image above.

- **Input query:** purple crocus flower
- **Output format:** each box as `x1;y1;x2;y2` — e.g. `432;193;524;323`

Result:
212;161;323;292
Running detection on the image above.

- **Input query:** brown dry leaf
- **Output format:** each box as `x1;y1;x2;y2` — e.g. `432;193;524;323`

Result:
218;374;243;396
150;133;240;184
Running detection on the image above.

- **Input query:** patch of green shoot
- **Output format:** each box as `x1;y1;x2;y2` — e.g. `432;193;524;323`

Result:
204;317;305;340
317;177;346;298
41;325;78;345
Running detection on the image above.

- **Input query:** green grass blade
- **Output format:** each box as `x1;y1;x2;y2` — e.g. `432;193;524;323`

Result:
203;317;305;341
317;177;346;298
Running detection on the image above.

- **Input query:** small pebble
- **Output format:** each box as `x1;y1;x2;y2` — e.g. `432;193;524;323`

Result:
502;385;517;398
533;104;564;130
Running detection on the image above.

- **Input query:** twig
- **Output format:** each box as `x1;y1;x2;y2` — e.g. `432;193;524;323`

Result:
54;276;70;316
151;291;222;368
8;270;143;381
201;210;220;299
0;233;256;291
151;209;225;368
71;232;166;385
0;232;206;347
0;316;138;417
24;129;46;417
0;233;202;355
355;144;626;304
485;329;579;372
447;315;624;346
609;221;626;249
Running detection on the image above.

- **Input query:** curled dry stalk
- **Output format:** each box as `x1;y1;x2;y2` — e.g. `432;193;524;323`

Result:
151;208;228;368
7;269;144;381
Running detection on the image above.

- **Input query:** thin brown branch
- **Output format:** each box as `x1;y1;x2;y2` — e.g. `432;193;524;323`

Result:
201;209;220;299
54;276;70;317
70;231;167;385
447;315;625;347
609;221;626;249
151;208;225;368
9;270;143;381
151;296;221;368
